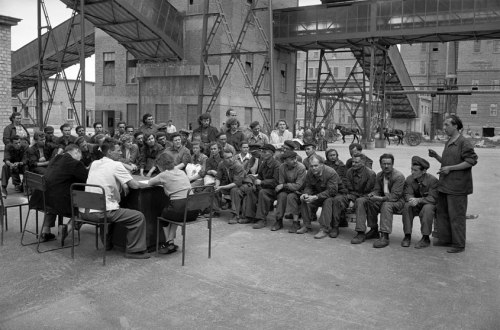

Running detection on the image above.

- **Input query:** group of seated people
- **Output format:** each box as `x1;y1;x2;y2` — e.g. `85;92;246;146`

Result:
1;110;468;259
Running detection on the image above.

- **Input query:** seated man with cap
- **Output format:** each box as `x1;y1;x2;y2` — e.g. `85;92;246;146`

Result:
272;150;307;232
277;140;303;163
302;141;324;170
401;156;438;249
239;144;280;229
298;154;342;236
346;143;373;170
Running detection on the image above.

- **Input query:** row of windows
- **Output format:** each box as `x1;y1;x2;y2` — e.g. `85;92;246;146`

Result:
420;41;500;53
470;104;498;116
301;66;354;79
102;52;288;93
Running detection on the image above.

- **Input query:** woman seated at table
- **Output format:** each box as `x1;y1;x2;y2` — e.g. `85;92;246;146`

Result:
118;134;139;173
147;152;200;254
139;133;164;177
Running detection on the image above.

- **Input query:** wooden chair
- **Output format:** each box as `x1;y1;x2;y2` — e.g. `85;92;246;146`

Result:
156;186;215;266
20;171;68;253
70;183;108;266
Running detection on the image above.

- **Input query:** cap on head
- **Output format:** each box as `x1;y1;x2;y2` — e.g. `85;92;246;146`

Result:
411;156;430;170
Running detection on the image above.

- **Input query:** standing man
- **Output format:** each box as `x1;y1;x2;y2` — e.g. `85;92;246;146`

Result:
139;113;158;136
1;135;27;195
298;154;341;236
401;156;438;249
429;115;478;253
82;140;150;259
24;132;54;175
351;154;405;248
193;113;219;155
272;150;307;232
220;108;238;133
166;120;177;134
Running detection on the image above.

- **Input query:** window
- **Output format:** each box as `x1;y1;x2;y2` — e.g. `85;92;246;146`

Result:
263;67;270;90
345;66;351;78
23;106;29;119
430;60;438;74
472;79;479;90
470;104;477;115
313;51;319;59
493;80;500;90
280;109;286;119
126;52;138;84
67;108;74;120
280;63;287;93
419;61;426;75
420;43;427;52
22;90;29;98
473;40;481;53
490;104;498;117
493;41;500;53
333;67;338;78
296;68;301;79
103;52;115;85
155;104;170;123
12;106;17;112
126;103;138;126
245;54;253;84
308;67;315;79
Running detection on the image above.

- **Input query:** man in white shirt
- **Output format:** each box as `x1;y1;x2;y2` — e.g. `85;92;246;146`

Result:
166;120;177;134
81;140;150;259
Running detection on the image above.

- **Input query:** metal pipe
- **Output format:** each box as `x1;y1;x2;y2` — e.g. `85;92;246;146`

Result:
197;0;210;114
37;0;43;128
80;0;86;127
268;0;275;127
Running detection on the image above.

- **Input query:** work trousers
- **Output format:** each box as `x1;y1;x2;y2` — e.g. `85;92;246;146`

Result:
161;199;200;242
331;195;350;228
436;192;467;249
301;197;334;230
254;188;277;221
355;197;404;234
81;208;147;253
1;164;23;187
402;203;435;236
275;191;300;220
216;187;243;217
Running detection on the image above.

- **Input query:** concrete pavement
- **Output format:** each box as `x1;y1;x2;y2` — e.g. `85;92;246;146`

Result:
1;143;499;329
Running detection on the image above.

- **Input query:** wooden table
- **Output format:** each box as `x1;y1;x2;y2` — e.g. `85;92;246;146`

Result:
113;177;169;251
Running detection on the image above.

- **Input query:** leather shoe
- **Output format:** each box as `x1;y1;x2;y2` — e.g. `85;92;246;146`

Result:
447;247;465;253
373;234;389;248
339;219;349;227
329;227;339;238
228;216;238;224
401;235;411;247
40;233;56;242
238;217;251;224
414;237;430;249
365;227;380;240
434;241;452;247
270;219;283;231
252;220;266;229
351;232;365;244
314;229;329;239
296;226;310;234
288;221;300;233
125;251;151;259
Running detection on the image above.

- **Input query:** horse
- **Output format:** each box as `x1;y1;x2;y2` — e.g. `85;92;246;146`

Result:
383;128;405;145
335;125;360;144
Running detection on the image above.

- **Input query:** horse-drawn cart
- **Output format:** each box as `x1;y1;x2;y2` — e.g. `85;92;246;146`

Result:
404;131;422;146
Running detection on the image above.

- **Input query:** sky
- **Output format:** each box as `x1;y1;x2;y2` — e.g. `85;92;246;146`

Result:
2;0;321;82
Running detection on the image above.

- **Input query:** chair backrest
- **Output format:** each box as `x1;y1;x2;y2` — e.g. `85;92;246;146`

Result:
185;186;214;212
25;171;46;192
70;183;107;214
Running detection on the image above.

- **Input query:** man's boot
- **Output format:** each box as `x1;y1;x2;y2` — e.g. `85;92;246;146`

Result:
414;235;431;249
373;232;390;248
271;218;283;231
288;221;300;233
351;231;366;244
296;225;310;234
401;234;411;247
252;219;266;229
365;226;380;240
329;227;339;238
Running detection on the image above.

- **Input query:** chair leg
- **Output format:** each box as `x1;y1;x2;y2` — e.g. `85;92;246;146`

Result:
4;209;8;232
95;226;99;250
102;223;106;266
20;209;34;246
182;224;186;266
1;210;4;246
71;219;76;260
156;218;160;257
19;205;23;233
208;217;212;259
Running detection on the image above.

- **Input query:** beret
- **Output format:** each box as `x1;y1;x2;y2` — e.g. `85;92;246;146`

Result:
281;150;298;160
260;144;276;153
411;156;430;170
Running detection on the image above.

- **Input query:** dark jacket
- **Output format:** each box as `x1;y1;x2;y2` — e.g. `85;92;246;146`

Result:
3;123;30;146
372;169;405;202
257;157;280;189
303;165;340;202
404;173;439;204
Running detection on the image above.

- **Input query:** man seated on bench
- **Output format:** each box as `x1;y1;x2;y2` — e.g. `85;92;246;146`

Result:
401;156;438;249
351;153;405;248
331;154;376;239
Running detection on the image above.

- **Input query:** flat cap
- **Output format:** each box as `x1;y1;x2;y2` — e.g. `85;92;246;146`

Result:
179;129;191;135
249;144;261;152
281;150;297;160
260;144;276;153
411;156;430;170
157;122;168;130
302;140;317;148
284;140;299;150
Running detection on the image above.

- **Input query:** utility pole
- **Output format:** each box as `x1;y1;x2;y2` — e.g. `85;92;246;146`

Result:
80;0;86;127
